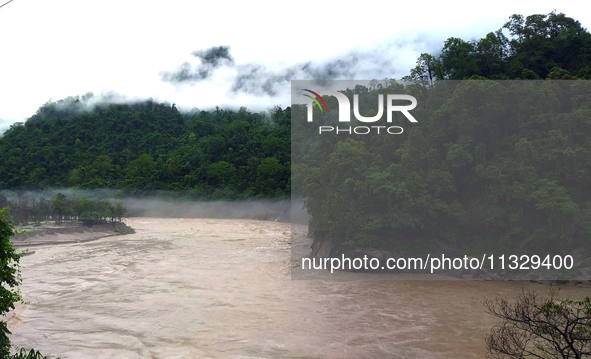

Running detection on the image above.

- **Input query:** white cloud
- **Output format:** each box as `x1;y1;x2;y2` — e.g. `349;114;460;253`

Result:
0;0;589;127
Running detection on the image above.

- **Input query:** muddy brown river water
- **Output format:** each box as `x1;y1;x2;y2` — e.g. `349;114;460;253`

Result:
7;218;591;358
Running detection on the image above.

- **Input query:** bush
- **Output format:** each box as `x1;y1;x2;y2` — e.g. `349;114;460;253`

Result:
114;225;136;235
484;288;591;359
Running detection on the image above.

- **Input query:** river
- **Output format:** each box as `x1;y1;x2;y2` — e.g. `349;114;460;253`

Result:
8;218;591;358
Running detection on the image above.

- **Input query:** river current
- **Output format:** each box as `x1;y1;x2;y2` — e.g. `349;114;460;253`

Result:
8;218;591;358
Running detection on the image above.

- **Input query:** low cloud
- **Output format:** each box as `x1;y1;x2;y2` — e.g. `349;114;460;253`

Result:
160;40;437;97
160;46;234;83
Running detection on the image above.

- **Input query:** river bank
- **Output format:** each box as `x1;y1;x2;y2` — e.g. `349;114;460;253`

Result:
12;221;134;248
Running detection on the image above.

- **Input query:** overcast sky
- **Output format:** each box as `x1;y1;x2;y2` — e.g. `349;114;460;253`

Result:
0;0;589;133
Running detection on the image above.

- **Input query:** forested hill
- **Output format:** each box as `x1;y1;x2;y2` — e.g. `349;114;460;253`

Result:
293;11;591;255
1;10;590;205
403;11;591;82
0;98;291;199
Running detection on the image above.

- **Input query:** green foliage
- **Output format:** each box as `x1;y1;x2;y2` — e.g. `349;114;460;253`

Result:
114;225;136;235
292;11;591;255
0;100;291;200
8;348;60;359
294;79;591;254
404;11;591;81
0;208;23;357
4;193;128;226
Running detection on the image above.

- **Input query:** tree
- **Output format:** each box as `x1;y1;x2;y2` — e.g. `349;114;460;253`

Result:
475;31;509;78
0;208;23;357
50;193;70;224
440;37;480;79
402;53;442;86
484;288;591;359
0;208;61;358
0;193;7;209
369;79;379;91
207;161;237;186
113;202;126;222
72;197;94;221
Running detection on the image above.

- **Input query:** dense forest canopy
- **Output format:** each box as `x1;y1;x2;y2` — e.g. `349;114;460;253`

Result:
403;11;591;83
293;11;591;256
1;191;129;226
0;96;291;200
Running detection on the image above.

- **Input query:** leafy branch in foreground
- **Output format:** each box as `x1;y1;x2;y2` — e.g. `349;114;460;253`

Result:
0;208;23;357
1;209;60;358
9;348;60;359
484;288;591;359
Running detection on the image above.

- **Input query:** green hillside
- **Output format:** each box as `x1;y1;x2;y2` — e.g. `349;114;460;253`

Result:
0;98;291;199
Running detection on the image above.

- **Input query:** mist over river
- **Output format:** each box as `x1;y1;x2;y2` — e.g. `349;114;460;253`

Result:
7;218;591;359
